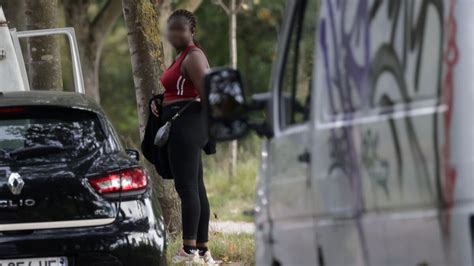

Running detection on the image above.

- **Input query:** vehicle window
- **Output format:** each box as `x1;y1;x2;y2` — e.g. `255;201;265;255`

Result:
279;0;317;128
19;35;76;92
0;107;105;164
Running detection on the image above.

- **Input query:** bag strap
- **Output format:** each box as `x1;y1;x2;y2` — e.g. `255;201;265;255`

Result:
170;97;199;121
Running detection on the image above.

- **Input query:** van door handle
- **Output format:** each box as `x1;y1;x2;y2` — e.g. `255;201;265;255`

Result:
297;150;311;163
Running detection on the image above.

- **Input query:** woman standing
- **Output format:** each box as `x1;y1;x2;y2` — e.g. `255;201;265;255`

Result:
151;9;216;264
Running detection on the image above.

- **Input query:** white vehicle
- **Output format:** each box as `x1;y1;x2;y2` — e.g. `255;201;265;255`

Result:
0;6;84;94
203;0;473;265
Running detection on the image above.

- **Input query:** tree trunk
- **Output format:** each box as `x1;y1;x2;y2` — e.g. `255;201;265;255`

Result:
229;0;238;177
122;0;181;235
25;0;63;91
156;0;173;67
215;0;241;177
1;0;25;30
63;0;123;103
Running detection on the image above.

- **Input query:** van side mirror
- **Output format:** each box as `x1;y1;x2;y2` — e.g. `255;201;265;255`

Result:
204;68;249;141
204;68;273;141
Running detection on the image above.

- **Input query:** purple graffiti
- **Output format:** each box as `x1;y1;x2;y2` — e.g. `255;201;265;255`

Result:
320;0;370;210
321;0;370;115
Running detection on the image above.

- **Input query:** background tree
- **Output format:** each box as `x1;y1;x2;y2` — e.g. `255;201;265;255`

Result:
196;0;284;96
121;0;182;234
0;0;25;30
214;0;246;177
63;0;123;102
25;0;63;91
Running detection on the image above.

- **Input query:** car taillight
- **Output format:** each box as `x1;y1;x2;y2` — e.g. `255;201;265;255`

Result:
0;107;26;113
89;168;148;193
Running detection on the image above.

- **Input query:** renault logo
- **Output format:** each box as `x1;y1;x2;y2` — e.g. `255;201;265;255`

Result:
8;172;24;195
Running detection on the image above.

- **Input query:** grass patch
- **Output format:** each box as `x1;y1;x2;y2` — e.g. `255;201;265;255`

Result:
167;231;255;265
205;157;258;222
203;135;261;222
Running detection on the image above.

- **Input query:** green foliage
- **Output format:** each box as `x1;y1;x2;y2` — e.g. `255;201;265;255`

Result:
195;0;286;95
236;0;286;94
99;19;140;144
203;133;262;222
193;2;229;67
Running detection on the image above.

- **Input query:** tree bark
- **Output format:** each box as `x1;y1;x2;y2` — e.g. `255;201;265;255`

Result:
229;0;238;177
25;0;63;91
1;0;25;30
156;0;173;67
63;0;122;102
122;0;181;235
216;0;242;177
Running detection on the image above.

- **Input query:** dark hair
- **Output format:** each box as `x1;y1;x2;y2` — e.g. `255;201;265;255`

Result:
168;9;204;51
168;9;197;34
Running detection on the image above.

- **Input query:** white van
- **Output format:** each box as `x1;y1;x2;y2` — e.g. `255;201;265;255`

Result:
0;6;84;94
203;0;473;265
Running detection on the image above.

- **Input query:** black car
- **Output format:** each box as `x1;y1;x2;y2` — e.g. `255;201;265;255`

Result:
0;91;166;265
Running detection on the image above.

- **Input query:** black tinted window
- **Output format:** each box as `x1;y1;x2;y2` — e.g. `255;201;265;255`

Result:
0;107;105;163
279;0;317;128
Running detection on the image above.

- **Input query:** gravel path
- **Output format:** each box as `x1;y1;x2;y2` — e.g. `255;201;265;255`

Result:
209;221;255;234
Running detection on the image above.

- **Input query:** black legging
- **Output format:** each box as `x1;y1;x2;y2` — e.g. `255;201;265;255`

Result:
162;100;210;243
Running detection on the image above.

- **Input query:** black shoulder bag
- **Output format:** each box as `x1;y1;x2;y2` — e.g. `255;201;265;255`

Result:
154;97;198;147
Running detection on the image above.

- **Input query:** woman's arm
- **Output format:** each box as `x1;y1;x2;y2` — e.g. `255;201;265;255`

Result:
181;49;210;97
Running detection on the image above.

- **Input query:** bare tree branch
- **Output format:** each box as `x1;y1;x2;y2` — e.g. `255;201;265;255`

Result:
214;0;230;14
235;0;246;13
91;0;123;39
63;0;122;102
176;0;203;12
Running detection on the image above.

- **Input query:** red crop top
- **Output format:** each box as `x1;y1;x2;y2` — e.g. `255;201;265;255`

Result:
160;44;201;102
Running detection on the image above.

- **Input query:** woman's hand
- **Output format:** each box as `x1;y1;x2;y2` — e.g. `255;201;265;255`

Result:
151;100;160;118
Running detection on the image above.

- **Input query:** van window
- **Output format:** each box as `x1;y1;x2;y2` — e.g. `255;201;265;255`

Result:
279;0;317;128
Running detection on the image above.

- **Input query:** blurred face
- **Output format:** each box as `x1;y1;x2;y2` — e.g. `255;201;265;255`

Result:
166;16;193;49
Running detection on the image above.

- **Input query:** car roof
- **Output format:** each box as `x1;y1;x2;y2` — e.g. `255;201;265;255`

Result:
0;91;105;114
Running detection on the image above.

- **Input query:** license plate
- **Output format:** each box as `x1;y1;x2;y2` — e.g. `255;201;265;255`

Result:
0;257;67;266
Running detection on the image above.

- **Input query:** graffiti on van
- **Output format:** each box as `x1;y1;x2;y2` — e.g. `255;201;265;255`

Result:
361;130;390;197
319;0;450;203
319;0;368;210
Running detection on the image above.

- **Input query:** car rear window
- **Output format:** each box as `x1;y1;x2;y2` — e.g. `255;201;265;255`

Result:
0;106;106;163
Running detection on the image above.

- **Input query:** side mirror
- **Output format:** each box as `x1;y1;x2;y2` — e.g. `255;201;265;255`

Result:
204;68;249;141
126;149;140;161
